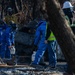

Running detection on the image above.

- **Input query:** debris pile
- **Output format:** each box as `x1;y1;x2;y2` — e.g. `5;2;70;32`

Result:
0;62;67;75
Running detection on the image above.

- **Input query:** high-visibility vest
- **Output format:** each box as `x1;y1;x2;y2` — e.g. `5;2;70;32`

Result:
47;32;56;41
46;23;56;41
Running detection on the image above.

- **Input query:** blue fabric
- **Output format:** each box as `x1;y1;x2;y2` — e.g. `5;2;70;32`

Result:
10;31;16;45
5;26;16;58
0;28;4;58
0;26;11;59
32;43;47;64
0;28;3;44
5;26;15;59
0;43;6;58
5;27;11;46
47;41;57;67
34;20;46;45
32;20;47;64
32;21;57;66
5;45;11;58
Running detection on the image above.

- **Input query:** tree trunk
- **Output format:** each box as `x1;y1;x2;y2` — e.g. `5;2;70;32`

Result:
1;0;4;19
14;0;20;12
58;0;65;7
32;0;38;20
20;0;23;11
46;0;75;73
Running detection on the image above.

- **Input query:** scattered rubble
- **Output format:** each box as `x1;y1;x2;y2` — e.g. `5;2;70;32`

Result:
0;62;67;75
0;67;64;75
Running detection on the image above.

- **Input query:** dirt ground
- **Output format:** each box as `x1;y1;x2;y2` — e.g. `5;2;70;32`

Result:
0;62;74;75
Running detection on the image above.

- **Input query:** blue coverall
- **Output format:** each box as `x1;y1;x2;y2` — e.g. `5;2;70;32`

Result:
32;20;57;67
0;27;3;56
5;22;17;59
5;26;12;59
6;24;16;58
32;20;47;65
0;24;11;59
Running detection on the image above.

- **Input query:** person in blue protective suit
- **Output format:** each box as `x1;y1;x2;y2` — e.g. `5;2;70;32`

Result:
5;22;17;57
0;20;11;59
44;23;57;69
30;13;57;69
4;21;17;65
30;20;47;68
3;7;17;65
1;21;17;65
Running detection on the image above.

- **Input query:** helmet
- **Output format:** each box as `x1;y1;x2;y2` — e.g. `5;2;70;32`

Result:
63;1;73;9
7;7;13;15
7;7;12;12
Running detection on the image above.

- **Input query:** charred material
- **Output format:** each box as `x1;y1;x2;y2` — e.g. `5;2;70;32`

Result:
15;21;38;63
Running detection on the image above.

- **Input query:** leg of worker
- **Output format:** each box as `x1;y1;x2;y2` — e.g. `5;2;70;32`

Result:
0;43;6;59
39;56;45;64
32;43;47;65
5;45;11;59
48;41;57;67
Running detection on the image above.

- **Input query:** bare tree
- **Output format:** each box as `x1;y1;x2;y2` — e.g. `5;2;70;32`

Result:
1;0;4;19
46;0;75;73
14;0;20;12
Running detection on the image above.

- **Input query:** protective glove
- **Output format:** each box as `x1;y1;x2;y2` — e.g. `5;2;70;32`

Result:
10;46;16;55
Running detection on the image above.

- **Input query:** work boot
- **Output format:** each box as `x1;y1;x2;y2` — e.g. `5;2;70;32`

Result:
39;62;47;68
4;56;16;65
45;65;57;71
8;56;16;65
30;63;44;70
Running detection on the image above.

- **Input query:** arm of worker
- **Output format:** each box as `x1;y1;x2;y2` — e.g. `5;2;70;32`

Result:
11;31;16;46
34;26;41;46
6;31;12;48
